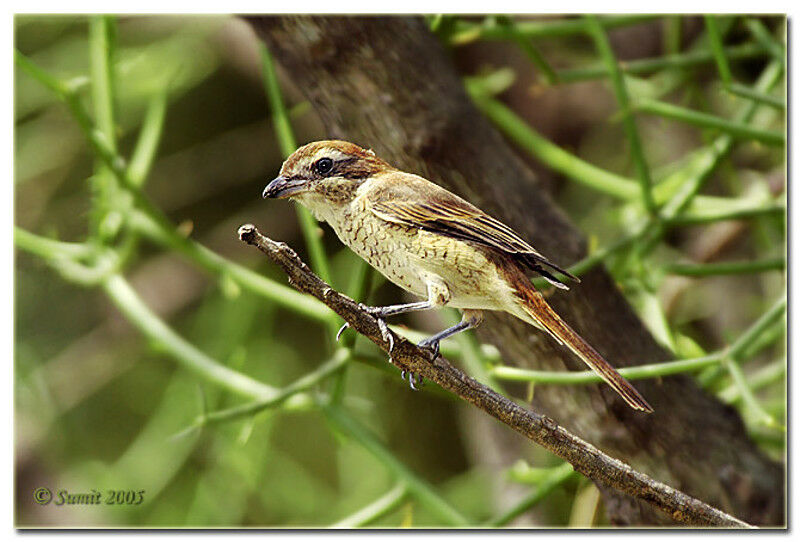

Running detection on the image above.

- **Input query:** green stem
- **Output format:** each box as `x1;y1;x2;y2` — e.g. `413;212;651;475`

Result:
636;98;784;146
428;14;445;33
728;296;786;359
199;349;352;425
260;44;295;159
663;16;682;55
16;50;178;241
667;202;784;224
448;14;657;44
492;296;784;386
15;227;124;286
743;18;785;62
556;42;768;83
89;15;117;153
128;88;168;187
586;15;656;214
260;44;333;287
663;258;785;277
451;311;503;389
637;60;783;255
488;462;577;527
23;57;327;326
737;318;785;361
14;227;95;260
466;86;637;199
14;49;72;97
718;359;785;404
26;55;308;312
697;297;786;388
18;75;329;325
331;484;409;528
322;404;470;526
704;16;733;85
102;274;277;400
87;15;120;242
329;259;373;402
16;225;455;411
128;210;332;323
531;220;651;289
657;137;732;221
491;353;722;385
723;357;779;429
467;83;767;217
463;68;517;97
726;83;785;111
497;16;558;84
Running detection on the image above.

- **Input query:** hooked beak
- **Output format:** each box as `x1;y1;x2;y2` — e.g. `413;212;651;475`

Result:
262;176;308;199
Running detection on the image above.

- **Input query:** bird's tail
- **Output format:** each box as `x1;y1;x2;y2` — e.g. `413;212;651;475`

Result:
507;271;653;413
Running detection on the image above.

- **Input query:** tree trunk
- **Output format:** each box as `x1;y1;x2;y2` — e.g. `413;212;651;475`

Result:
246;15;783;526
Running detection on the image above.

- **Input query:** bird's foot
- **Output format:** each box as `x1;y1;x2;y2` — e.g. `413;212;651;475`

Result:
417;337;440;360
377;318;394;353
358;303;395;353
359;304;390;318
400;370;424;391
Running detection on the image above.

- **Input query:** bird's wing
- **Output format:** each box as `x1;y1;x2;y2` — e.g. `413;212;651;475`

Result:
367;185;578;289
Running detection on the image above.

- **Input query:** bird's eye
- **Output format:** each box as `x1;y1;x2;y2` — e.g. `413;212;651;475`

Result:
315;157;334;176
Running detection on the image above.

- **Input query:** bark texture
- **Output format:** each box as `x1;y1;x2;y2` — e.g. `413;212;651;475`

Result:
245;16;783;526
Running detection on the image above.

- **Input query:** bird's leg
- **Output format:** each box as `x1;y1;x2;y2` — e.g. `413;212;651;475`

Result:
336;279;450;358
360;300;435;318
418;310;484;360
417;321;469;359
336;300;434;350
340;278;455;392
398;280;456;390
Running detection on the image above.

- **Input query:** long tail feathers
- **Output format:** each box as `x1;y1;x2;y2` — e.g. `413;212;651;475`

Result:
514;282;653;413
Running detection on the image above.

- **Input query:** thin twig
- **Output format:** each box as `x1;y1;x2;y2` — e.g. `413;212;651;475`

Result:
237;223;752;528
331;484;409;528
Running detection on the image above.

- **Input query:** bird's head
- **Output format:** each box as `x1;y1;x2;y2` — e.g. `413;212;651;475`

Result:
263;140;391;206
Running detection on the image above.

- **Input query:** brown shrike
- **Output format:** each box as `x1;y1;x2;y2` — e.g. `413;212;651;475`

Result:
263;140;652;412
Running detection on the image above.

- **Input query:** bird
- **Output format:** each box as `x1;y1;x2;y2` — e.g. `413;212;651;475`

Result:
262;140;653;412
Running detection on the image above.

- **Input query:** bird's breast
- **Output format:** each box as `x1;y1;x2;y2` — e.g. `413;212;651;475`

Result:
324;205;513;310
328;206;430;297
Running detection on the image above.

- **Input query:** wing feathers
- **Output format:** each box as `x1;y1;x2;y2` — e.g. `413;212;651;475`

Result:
370;198;578;287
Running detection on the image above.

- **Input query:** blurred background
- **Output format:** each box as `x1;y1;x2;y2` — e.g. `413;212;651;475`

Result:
15;14;785;527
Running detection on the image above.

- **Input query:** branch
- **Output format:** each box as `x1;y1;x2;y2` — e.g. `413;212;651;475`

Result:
237;223;751;528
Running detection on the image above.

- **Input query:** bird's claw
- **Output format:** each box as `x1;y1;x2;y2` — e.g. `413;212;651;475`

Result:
401;370;423;391
357;303;395;353
376;318;394;353
357;303;420;388
418;338;440;360
336;322;349;342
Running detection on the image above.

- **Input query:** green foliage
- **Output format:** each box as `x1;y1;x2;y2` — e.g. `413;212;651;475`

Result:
15;14;785;527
